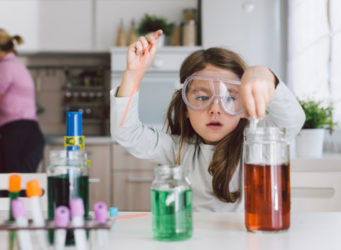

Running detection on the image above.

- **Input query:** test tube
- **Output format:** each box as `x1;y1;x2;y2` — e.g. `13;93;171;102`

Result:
8;174;21;250
11;199;33;250
94;202;109;249
70;198;88;250
26;180;48;250
54;206;70;250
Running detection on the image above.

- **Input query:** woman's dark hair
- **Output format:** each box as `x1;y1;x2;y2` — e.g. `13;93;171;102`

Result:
166;47;248;203
0;29;24;54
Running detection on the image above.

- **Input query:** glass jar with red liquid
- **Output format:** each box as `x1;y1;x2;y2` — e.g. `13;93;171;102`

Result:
243;126;290;232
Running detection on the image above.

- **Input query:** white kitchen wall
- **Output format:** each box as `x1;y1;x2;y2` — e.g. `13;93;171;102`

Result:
202;0;286;79
0;0;93;51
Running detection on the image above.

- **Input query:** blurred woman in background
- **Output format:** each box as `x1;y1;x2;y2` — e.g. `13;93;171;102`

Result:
0;29;44;173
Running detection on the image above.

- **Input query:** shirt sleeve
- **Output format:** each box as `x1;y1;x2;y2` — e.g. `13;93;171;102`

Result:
260;81;306;140
0;63;13;94
110;87;178;165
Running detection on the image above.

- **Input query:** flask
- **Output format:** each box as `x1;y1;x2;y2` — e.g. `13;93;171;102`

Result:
151;165;192;241
243;126;290;232
116;18;127;47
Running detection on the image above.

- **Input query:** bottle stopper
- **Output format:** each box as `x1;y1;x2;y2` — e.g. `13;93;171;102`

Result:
9;174;21;193
55;206;70;227
94;202;108;223
109;207;118;217
26;180;43;198
69;198;85;217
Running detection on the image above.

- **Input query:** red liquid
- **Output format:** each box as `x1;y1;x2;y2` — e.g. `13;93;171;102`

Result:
244;163;290;231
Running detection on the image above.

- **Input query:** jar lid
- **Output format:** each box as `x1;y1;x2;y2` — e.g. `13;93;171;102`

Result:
154;165;183;179
244;126;287;142
49;149;87;167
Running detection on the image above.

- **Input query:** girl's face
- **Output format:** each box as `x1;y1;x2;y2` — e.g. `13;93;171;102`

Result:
185;64;242;144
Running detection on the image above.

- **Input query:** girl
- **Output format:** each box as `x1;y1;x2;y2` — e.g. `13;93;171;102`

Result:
111;32;305;212
0;29;45;173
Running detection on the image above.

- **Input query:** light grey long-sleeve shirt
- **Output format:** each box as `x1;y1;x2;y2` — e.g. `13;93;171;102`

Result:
110;82;305;212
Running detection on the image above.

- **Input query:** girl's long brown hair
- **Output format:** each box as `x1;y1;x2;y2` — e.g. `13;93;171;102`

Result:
166;47;248;203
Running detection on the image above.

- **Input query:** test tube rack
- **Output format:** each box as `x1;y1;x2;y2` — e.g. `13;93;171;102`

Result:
0;219;113;231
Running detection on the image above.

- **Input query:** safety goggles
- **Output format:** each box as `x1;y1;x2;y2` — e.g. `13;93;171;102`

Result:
181;75;244;115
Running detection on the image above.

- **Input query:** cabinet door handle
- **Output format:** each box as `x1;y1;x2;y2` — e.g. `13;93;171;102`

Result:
127;177;153;183
89;178;101;183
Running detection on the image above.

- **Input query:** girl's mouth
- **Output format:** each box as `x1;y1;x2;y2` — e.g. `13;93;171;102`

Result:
206;122;223;129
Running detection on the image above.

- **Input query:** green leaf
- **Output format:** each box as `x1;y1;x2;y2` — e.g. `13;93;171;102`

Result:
298;99;338;134
137;14;172;36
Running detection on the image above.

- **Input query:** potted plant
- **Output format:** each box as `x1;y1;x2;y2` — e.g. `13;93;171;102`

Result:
296;99;338;158
137;14;171;46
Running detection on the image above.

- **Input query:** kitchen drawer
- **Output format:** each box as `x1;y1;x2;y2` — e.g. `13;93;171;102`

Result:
112;144;157;171
112;170;153;211
110;46;202;72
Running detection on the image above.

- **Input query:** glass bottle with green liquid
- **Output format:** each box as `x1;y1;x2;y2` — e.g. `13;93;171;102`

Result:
151;165;193;241
47;111;89;246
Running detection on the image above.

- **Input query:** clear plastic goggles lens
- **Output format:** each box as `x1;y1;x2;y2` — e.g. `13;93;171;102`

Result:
182;76;244;115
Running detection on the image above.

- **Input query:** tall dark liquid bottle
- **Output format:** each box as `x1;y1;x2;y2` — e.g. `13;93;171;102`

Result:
243;126;290;232
47;111;89;245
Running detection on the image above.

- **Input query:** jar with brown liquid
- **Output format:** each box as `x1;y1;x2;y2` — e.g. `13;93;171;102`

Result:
243;126;290;232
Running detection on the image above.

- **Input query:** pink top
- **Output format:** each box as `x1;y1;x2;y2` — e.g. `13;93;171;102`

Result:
0;52;37;127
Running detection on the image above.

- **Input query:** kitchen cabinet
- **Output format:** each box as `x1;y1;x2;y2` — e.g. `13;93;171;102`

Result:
0;0;92;51
291;158;341;211
112;144;156;211
43;143;111;208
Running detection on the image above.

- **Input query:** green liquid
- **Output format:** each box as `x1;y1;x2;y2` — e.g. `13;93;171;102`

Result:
9;192;19;250
47;174;89;246
151;189;193;241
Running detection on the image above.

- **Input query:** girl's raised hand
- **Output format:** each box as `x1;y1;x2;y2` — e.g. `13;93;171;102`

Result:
126;30;162;74
240;66;277;119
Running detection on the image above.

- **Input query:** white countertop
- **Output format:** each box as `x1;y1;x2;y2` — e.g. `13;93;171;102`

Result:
107;212;341;250
1;212;339;250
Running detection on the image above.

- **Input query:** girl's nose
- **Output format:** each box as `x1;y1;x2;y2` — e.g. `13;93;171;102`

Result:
208;98;222;115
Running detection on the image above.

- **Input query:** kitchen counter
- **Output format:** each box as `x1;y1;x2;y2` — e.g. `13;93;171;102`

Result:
108;212;341;250
45;135;115;145
1;212;340;250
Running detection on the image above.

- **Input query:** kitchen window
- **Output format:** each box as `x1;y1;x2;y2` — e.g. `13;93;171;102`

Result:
287;0;341;152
